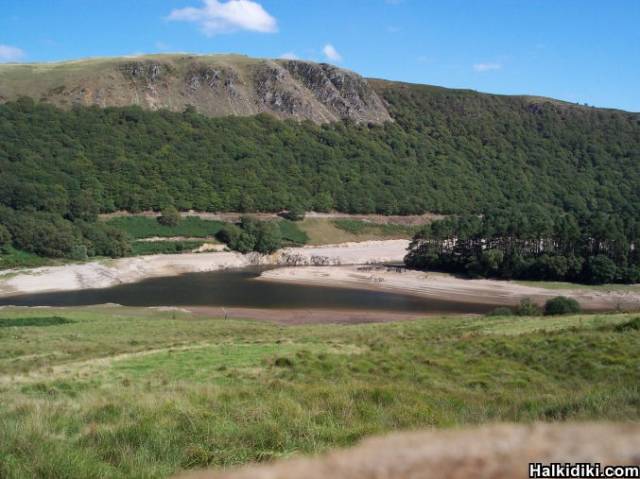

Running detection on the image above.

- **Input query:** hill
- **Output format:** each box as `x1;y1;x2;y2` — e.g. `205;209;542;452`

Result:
0;54;640;266
0;54;390;124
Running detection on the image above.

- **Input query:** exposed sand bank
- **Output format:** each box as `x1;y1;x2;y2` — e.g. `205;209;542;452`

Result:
0;252;250;296
258;265;640;312
0;240;409;297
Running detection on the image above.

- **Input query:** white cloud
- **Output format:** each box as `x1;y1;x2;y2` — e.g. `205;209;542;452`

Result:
322;44;342;62
279;52;299;60
0;44;25;62
155;41;170;51
473;62;502;72
168;0;277;36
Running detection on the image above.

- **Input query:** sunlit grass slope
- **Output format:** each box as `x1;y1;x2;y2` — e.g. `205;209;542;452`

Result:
0;308;638;478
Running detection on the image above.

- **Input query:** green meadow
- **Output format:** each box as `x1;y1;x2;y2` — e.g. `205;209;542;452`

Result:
0;308;638;478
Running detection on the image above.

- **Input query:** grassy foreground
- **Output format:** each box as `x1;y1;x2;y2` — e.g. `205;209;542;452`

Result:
0;308;638;478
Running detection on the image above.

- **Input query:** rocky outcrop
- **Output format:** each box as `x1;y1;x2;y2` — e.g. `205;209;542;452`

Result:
281;60;390;123
176;422;640;479
0;54;391;124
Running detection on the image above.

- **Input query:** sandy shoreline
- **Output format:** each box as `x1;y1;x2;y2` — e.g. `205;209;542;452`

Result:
0;240;409;297
2;238;639;313
258;265;640;312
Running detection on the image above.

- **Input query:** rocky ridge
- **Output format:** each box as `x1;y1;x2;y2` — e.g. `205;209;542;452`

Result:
0;54;391;124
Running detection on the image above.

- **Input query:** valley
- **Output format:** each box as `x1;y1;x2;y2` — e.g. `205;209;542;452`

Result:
1;46;639;479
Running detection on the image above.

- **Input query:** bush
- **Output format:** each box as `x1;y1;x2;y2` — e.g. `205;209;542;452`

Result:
218;217;282;254
281;206;305;222
515;298;542;316
158;207;180;227
544;296;581;316
487;306;514;316
78;222;132;258
69;244;88;261
253;221;282;254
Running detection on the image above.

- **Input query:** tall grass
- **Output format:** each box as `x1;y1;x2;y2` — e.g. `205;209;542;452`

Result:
277;219;309;245
0;308;638;478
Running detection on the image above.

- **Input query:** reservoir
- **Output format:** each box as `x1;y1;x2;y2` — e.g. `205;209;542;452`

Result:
0;266;496;314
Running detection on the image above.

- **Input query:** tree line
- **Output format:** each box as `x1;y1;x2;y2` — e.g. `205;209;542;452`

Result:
0;83;639;265
405;205;640;284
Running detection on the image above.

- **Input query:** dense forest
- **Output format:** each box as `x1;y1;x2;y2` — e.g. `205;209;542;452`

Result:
0;81;639;267
405;205;640;284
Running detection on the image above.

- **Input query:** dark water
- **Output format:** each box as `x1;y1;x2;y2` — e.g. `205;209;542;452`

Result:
0;266;495;314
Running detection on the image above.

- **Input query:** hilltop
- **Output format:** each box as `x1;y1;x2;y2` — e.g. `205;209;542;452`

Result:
0;54;390;124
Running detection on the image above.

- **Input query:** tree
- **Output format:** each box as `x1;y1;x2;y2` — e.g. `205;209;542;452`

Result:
0;224;11;253
282;205;305;222
158;207;180;227
254;221;282;254
583;255;617;284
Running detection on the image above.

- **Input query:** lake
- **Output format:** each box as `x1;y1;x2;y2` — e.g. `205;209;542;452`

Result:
0;266;496;314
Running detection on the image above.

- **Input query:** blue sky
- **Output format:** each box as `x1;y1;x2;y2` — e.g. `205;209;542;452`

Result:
1;0;639;111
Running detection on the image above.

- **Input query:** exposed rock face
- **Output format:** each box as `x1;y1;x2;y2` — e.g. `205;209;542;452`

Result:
281;60;390;123
0;54;391;124
176;422;640;479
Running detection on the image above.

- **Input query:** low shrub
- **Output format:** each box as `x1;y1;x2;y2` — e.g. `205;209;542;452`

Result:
613;317;640;332
157;207;180;227
544;296;582;316
515;298;542;316
281;206;305;222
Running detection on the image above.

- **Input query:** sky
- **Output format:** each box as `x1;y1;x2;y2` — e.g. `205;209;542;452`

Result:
1;0;639;111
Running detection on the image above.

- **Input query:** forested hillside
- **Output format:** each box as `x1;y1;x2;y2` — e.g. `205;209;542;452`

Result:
1;73;639;265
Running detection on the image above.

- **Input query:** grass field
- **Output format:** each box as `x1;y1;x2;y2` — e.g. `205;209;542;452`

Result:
0;307;638;478
332;219;420;238
130;240;206;256
105;217;226;240
0;247;72;271
107;216;308;249
277;219;309;246
298;218;418;245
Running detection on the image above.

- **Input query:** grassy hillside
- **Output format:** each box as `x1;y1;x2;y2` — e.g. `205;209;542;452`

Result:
0;54;390;124
0;307;638;478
